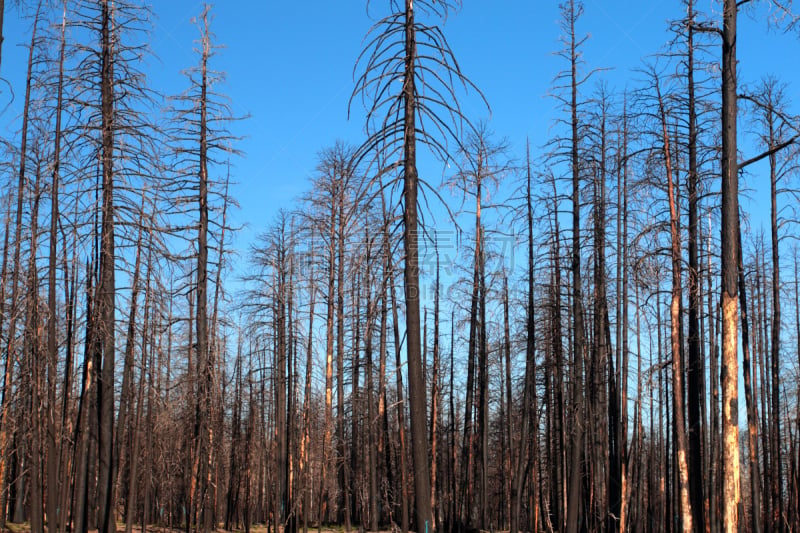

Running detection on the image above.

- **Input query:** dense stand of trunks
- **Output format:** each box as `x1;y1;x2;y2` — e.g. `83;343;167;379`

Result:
0;1;799;532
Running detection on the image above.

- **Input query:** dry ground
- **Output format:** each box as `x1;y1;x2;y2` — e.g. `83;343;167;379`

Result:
1;524;404;533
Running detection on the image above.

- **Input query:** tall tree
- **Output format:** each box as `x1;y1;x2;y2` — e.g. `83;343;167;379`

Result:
166;5;240;526
353;1;485;529
720;2;742;530
0;4;42;524
551;2;592;529
743;78;794;532
449;124;509;530
95;2;119;527
682;4;707;529
46;2;68;529
655;71;693;532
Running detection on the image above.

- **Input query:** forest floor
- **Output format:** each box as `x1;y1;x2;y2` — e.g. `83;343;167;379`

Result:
1;524;272;533
2;524;405;533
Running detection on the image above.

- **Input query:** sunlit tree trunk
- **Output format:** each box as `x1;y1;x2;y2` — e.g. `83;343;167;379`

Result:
657;77;693;533
720;1;742;530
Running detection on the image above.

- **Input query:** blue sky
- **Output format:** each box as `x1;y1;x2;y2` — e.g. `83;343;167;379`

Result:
1;1;798;264
1;2;798;427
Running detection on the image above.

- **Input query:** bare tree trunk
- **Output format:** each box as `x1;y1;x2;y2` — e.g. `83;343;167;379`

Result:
401;2;433;529
755;252;770;531
321;179;336;530
62;69;81;533
591;96;620;533
46;5;68;529
350;273;362;528
460;204;478;528
684;5;707;531
378;247;391;529
27;160;45;533
766;103;783;533
125;294;150;533
226;345;243;531
73;262;96;533
194;9;213;532
566;1;586;530
794;259;800;529
366;238;379;533
381;186;409;532
720;1;742;531
141;309;156;533
657;78;693;533
390;267;410;533
287;232;298;533
617;104;630;533
738;222;762;533
448;310;457;533
302;236;316;533
705;213;721;533
429;242;440;531
0;6;41;523
478;221;489;531
551;176;568;532
511;142;537;533
115;193;146;519
0;200;9;524
501;274;513;531
336;185;350;532
96;2;119;530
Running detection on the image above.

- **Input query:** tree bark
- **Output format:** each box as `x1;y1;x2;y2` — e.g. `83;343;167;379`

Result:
566;2;586;530
0;6;41;523
720;2;742;530
738;221;762;533
401;1;433;530
684;5;707;530
96;1;119;530
657;78;693;533
46;5;68;528
766;102;783;533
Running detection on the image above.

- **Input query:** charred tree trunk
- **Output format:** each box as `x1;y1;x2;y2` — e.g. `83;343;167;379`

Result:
766;102;783;533
512;146;538;533
96;1;119;530
401;2;433;529
720;1;742;530
684;5;706;530
0;6;41;523
657;78;693;532
46;5;68;528
738;222;762;533
566;1;586;530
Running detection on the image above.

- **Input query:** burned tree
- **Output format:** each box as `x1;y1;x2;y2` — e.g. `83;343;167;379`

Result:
352;2;486;530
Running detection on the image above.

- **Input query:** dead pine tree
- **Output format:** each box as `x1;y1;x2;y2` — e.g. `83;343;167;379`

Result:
45;3;67;530
302;142;359;530
165;4;241;528
510;141;538;533
95;2;119;526
352;2;486;530
0;3;42;525
447;123;510;530
720;1;742;529
380;189;410;533
741;78;798;532
679;4;707;529
585;86;621;533
654;70;693;532
547;2;597;529
67;0;160;528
